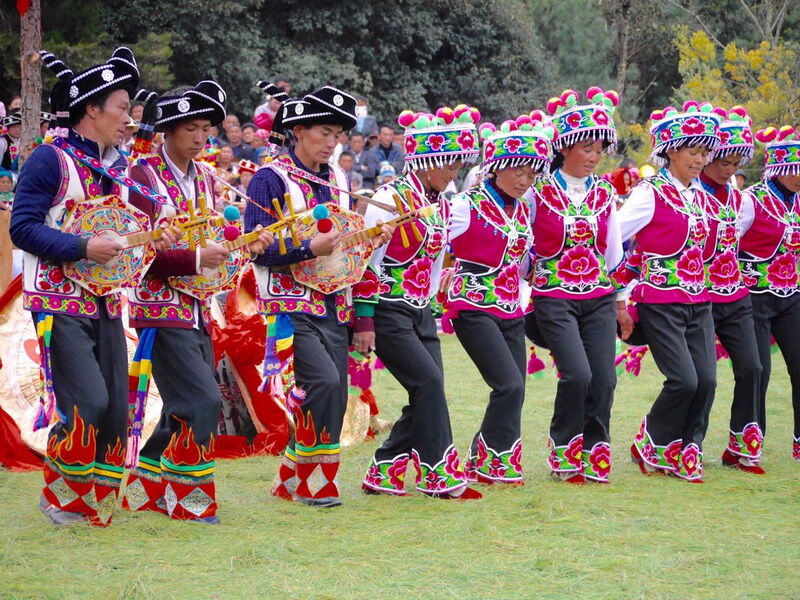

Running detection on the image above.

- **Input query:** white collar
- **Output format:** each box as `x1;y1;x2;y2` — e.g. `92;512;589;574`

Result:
163;148;197;182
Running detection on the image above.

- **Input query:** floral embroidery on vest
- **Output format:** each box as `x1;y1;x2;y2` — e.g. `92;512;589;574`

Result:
531;178;614;294
377;176;446;308
703;188;747;296
639;175;709;296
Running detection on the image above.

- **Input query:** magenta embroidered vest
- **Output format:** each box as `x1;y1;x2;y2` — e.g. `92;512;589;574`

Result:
530;175;616;300
368;173;448;309
22;144;122;319
253;155;353;324
127;153;214;328
739;182;800;297
447;183;533;319
699;187;749;303
632;174;711;304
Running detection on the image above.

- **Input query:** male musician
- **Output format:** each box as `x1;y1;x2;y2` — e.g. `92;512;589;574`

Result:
244;85;391;507
123;81;272;523
10;48;142;526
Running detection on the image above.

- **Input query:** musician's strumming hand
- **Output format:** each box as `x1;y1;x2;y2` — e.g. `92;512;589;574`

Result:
200;243;230;268
87;234;124;264
310;229;341;257
370;220;395;248
153;222;182;252
248;225;274;255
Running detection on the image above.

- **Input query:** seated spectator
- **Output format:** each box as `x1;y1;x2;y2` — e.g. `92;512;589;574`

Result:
366;126;404;184
347;131;372;187
338;150;355;175
350;171;364;192
217;144;238;183
355;96;379;139
366;130;379;150
226;125;256;161
221;114;241;142
393;128;404;147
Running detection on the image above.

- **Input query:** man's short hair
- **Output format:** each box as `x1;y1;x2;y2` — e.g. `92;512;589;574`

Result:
350;131;364;140
241;122;256;131
339;150;355;160
69;89;116;127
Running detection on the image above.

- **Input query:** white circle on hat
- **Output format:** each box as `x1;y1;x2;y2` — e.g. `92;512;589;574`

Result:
333;94;344;107
218;90;225;103
295;104;304;116
156;107;163;119
69;85;79;99
101;69;114;82
178;100;190;113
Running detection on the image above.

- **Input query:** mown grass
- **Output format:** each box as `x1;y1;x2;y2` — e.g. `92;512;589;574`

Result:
1;336;798;600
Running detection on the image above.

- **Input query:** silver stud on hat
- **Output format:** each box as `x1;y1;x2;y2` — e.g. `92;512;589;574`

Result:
178;99;190;113
333;94;344;107
101;69;114;82
69;85;79;99
295;104;304;116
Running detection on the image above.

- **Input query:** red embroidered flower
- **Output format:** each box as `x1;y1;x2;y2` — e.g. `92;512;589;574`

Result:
660;129;673;142
507;237;529;259
484;141;497;160
404;136;418;155
689;220;708;243
720;224;738;246
494;263;521;304
681;117;706;136
592;109;609;126
743;274;758;287
401;257;433;299
145;278;165;293
565;436;583;469
650;273;667;285
741;423;763;456
479;199;507;227
742;128;753;143
675;245;705;285
588;443;611;479
444;447;463;479
353;269;380;299
728;433;741;452
534;139;550;158
556;245;601;286
664;440;682;470
49;267;64;284
509;441;522;474
426;134;446;151
547;444;561;471
425;470;447;490
766;253;798;289
279;274;294;291
541;184;568;211
456;130;476;150
504;137;523;154
708;250;741;288
412;450;422;484
566;111;583;129
784;229;800;252
681;444;700;476
466;289;485;303
718;131;731;146
452;276;464;295
534;275;548;288
773;148;789;163
475;436;488;468
569;219;594;244
364;464;382;487
487;457;508;478
425;230;444;257
661;184;684;207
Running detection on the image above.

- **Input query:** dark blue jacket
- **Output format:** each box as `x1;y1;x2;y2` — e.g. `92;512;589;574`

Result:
10;130;127;263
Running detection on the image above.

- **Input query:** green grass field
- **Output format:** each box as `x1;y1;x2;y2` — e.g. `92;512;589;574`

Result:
1;335;798;600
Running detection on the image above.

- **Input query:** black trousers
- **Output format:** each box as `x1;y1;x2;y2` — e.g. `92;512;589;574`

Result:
751;293;800;438
712;296;762;435
46;308;128;463
637;302;717;448
138;326;222;459
453;310;526;455
373;301;453;465
532;294;617;451
289;312;350;449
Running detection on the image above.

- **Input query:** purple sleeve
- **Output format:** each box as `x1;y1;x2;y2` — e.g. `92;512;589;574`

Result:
244;167;315;267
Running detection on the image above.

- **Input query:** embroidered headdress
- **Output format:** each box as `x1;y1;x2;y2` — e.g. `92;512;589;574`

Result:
479;110;557;173
547;86;619;151
397;105;481;172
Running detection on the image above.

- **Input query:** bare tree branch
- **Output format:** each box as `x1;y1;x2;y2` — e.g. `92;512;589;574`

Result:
663;0;725;49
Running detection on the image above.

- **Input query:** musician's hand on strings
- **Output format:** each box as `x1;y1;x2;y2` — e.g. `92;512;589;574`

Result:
199;243;230;269
153;223;181;252
310;229;341;256
353;331;376;356
616;301;633;341
248;225;274;255
370;220;395;248
87;235;124;264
